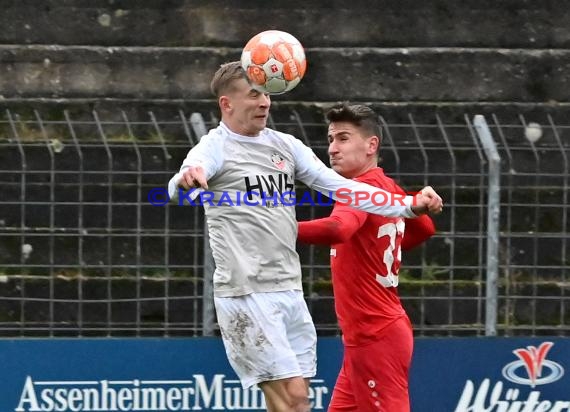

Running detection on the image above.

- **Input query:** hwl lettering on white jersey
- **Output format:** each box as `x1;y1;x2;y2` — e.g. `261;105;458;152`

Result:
244;173;294;199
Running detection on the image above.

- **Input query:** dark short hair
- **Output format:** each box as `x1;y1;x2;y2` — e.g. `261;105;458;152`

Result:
326;103;382;144
210;61;250;97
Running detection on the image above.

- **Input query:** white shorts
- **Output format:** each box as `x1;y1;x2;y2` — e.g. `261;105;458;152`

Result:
214;290;317;388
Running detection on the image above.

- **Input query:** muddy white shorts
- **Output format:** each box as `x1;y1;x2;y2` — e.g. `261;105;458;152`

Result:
214;290;317;388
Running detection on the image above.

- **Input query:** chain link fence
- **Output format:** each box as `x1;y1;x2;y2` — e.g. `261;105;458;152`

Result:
0;108;568;337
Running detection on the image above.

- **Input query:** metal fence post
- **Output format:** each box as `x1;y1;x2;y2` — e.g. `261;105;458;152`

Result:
473;115;501;336
190;113;216;336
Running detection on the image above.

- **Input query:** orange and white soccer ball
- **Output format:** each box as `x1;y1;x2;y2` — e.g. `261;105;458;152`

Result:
241;30;307;95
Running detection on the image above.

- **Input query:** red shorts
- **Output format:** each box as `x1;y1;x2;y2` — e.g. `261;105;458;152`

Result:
328;316;413;412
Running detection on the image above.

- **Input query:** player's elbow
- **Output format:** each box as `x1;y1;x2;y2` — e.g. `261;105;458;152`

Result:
327;221;354;243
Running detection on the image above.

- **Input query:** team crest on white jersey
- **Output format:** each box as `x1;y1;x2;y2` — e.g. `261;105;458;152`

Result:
271;153;286;170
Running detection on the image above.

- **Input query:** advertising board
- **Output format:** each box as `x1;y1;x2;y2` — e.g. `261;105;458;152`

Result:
2;337;569;411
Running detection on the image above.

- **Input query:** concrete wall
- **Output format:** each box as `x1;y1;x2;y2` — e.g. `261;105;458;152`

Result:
2;0;569;48
1;46;569;103
0;1;569;106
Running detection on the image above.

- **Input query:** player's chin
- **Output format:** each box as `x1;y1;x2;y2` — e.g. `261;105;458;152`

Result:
330;164;342;174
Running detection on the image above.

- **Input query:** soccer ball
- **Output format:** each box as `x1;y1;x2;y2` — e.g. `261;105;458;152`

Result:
241;30;306;95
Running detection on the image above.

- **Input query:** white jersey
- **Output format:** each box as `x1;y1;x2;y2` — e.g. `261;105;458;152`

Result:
168;122;416;297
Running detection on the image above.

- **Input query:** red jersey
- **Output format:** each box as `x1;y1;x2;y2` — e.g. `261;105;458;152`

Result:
298;168;435;346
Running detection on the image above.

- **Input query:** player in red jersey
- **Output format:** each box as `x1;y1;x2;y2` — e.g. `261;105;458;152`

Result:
298;104;437;412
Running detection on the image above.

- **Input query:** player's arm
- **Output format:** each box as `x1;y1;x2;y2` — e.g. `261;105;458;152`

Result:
168;133;223;203
402;215;436;251
298;204;367;245
292;140;442;218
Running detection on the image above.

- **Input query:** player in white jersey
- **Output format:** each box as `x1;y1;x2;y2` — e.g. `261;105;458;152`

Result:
168;61;443;412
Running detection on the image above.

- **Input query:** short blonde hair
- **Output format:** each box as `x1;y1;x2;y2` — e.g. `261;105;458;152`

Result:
210;61;249;97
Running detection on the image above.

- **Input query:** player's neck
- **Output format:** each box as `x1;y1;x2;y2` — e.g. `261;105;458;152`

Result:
348;162;378;179
221;120;262;138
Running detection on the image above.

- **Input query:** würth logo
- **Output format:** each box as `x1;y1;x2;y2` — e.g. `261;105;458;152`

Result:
502;342;564;387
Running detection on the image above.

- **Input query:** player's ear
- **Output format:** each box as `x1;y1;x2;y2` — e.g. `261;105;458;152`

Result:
219;96;232;112
368;136;379;154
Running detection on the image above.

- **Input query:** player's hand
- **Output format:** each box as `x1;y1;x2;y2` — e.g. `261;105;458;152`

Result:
421;186;443;214
177;166;209;190
411;186;443;215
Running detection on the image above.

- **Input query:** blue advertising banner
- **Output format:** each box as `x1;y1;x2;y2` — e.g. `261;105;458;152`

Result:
411;338;570;411
0;337;569;411
1;338;341;412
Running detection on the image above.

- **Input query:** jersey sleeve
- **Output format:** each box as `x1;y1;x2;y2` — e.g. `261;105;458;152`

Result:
291;139;417;218
402;215;436;250
298;203;368;245
167;132;224;202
